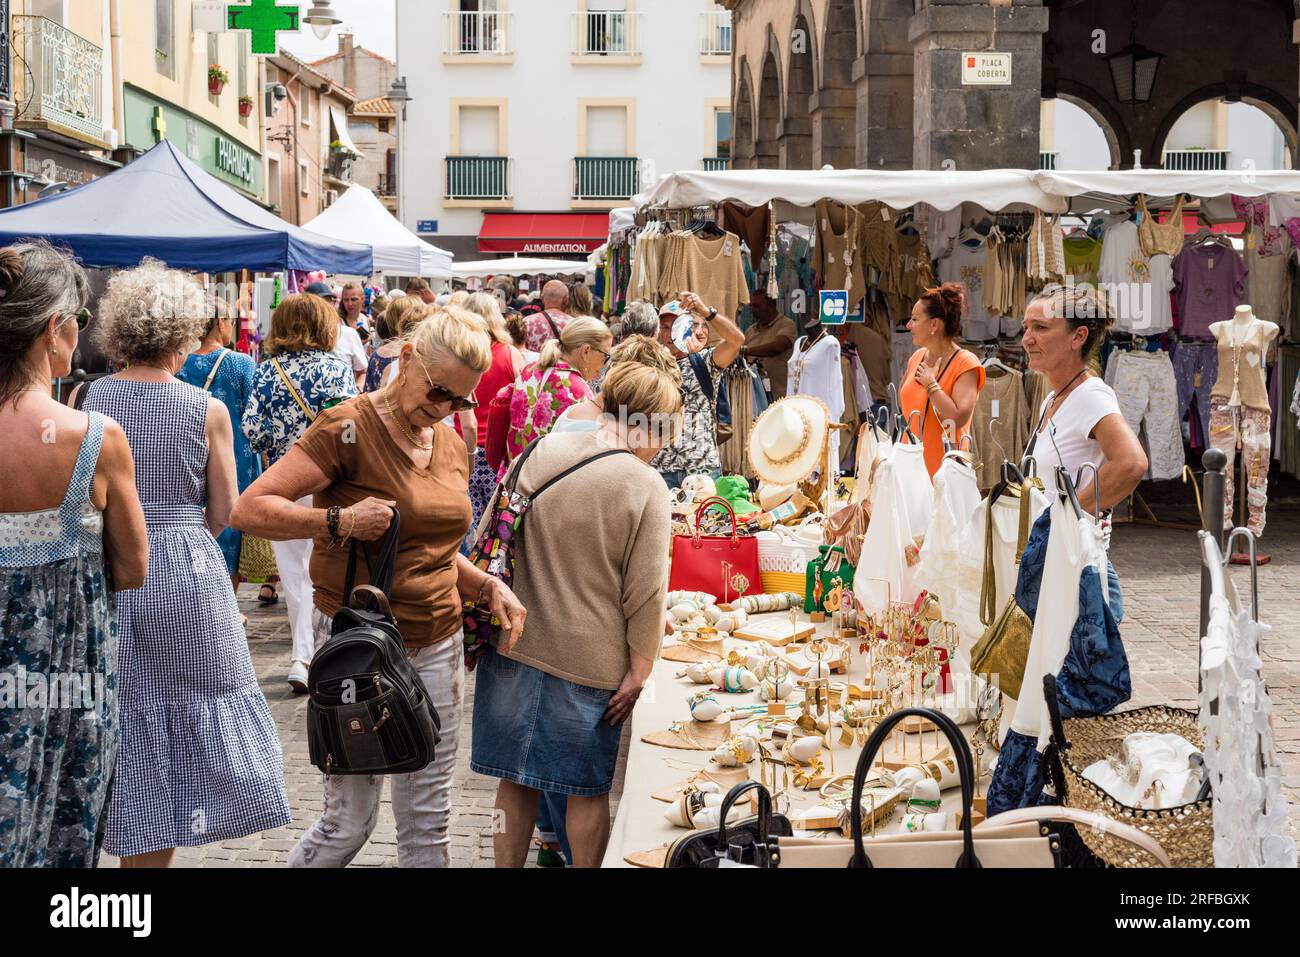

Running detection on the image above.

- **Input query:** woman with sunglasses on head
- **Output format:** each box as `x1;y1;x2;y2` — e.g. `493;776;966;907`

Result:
231;306;527;868
177;299;263;617
498;315;613;480
0;242;148;867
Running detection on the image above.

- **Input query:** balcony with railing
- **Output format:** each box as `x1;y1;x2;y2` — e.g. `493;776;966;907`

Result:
1039;151;1058;170
1163;148;1230;171
703;156;731;171
700;9;732;56
327;151;356;183
572;10;643;58
573;157;639;201
12;15;106;146
443;10;514;57
376;173;397;197
446;156;513;201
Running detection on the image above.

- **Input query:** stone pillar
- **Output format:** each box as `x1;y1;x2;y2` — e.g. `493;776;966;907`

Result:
856;0;915;170
910;1;1049;170
809;88;855;169
779;115;813;169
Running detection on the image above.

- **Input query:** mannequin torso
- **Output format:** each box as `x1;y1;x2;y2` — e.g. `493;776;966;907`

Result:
1210;306;1277;412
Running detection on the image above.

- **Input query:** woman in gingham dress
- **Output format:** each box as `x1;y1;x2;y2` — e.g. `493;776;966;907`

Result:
77;261;290;866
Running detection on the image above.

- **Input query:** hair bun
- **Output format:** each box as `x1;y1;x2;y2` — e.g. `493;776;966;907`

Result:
938;282;965;320
0;247;24;296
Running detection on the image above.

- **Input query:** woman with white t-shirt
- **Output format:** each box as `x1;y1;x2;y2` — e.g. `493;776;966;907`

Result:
1021;284;1148;515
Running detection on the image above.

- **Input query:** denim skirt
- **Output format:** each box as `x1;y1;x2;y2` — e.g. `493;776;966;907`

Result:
470;648;623;796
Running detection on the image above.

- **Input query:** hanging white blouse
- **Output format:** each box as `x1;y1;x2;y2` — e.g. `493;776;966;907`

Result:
915;451;982;623
787;332;845;468
1010;497;1109;748
853;442;932;615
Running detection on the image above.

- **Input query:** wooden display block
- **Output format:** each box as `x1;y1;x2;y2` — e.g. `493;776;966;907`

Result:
877;744;952;771
734;619;816;647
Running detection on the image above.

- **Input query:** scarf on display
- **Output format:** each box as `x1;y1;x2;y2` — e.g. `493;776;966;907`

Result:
985;502;1131;815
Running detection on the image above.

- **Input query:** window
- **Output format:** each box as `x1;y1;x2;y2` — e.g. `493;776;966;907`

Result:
155;0;175;79
267;156;282;209
300;159;309;196
586;105;628;156
301;88;311;127
459;106;500;155
715;109;732;158
378;118;390;134
208;33;220;103
239;40;249;99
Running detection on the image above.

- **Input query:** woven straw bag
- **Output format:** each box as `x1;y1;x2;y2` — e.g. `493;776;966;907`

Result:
1044;676;1213;868
757;518;824;595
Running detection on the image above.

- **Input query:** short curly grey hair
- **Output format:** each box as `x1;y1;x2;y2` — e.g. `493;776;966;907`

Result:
622;300;659;339
94;258;210;365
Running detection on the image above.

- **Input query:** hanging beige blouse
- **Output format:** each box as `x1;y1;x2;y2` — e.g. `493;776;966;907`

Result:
1137;193;1186;258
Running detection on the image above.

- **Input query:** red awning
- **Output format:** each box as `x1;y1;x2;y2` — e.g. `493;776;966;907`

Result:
478;213;608;255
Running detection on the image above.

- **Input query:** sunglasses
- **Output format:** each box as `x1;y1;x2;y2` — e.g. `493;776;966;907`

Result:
417;361;478;411
57;308;92;331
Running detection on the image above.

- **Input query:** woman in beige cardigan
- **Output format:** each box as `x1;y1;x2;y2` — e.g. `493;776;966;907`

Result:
470;362;683;868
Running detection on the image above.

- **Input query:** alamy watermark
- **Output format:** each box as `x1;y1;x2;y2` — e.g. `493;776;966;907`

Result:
0;667;109;715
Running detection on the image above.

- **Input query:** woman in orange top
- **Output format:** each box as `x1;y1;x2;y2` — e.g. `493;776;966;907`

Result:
899;283;986;477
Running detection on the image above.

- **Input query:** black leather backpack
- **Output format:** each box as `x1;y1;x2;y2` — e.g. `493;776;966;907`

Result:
306;510;442;776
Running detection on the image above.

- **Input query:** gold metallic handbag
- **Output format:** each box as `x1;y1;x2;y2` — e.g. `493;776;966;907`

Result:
969;479;1041;700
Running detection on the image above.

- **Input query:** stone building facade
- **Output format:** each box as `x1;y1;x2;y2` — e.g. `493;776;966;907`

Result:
723;0;1299;172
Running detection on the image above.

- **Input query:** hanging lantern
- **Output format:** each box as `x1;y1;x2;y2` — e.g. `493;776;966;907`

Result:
1105;40;1164;105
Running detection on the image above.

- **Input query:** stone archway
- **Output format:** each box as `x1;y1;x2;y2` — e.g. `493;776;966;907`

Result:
756;45;783;169
734;58;758;170
1151;84;1299;170
783;8;816;169
813;0;858;169
1051;78;1133;170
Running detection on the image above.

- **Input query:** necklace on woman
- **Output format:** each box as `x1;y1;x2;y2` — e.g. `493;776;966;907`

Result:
1046;367;1089;420
383;391;433;451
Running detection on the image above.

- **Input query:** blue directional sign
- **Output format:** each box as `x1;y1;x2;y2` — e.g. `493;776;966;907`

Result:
417;220;439;234
819;289;849;326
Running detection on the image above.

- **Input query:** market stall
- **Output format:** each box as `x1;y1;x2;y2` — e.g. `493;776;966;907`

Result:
605;165;1297;868
304;184;451;278
0;140;372;275
450;256;593;279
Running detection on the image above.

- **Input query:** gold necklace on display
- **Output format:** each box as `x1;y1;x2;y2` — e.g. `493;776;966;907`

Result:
383;391;433;451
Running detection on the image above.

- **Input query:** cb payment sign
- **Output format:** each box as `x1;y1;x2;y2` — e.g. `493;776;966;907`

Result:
962;52;1012;86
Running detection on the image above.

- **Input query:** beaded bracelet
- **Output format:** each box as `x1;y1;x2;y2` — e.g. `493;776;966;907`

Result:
326;505;342;543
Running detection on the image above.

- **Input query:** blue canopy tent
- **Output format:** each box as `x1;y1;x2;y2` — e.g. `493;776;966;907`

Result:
0;140;372;275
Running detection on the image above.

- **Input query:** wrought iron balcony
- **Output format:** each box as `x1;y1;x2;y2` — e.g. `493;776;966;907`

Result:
572;10;643;57
327;151;355;182
12;15;105;145
443;10;514;56
700;9;732;56
376;173;397;197
703;156;731;171
1039;151;1058;170
446;156;512;201
1163;149;1230;171
573;157;639;200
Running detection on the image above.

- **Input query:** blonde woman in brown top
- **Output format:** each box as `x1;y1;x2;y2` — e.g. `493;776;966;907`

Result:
232;307;527;868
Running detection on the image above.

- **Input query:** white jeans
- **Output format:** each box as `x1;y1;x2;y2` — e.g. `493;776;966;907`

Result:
271;534;316;666
288;611;466;868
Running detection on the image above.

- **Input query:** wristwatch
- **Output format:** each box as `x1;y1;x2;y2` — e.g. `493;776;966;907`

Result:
705;308;717;322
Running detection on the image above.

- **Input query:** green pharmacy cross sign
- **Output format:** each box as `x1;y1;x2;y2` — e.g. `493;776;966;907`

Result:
228;0;301;55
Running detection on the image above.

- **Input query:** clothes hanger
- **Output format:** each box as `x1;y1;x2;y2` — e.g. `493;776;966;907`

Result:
1055;465;1086;521
1220;528;1260;623
1074;462;1102;519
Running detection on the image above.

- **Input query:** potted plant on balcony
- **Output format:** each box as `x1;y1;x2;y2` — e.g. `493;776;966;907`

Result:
239;95;255;118
208;64;229;96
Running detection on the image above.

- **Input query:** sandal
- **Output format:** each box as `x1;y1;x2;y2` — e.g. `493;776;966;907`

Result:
257;584;279;605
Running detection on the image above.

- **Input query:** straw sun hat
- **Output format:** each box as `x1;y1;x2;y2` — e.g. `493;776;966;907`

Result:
747;396;829;486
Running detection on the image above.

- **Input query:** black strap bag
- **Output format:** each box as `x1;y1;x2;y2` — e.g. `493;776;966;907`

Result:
305;509;442;776
665;780;792;868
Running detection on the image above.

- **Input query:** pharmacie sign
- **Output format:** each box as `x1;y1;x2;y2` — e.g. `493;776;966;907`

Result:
216;136;256;184
962;52;1012;86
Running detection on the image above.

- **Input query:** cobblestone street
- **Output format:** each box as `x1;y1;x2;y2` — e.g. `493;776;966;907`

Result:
102;504;1300;868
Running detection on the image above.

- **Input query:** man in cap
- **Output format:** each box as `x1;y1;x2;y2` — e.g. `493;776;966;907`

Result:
307;281;367;392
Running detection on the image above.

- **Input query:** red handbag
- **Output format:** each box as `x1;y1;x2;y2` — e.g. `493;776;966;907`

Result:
668;496;762;602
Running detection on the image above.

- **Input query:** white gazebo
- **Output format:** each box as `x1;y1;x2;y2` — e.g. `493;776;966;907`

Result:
305;184;452;277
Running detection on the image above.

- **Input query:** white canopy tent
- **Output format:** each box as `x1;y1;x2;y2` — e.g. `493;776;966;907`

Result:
451;256;594;279
635;168;1066;214
304;185;452;277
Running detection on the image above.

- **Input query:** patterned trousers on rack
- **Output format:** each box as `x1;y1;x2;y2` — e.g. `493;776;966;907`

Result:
1207;397;1271;537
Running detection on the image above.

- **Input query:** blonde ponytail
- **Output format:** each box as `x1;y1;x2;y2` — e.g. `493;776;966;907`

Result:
536;315;610;372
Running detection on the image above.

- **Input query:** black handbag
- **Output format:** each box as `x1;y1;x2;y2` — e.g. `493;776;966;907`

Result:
665;780;793;868
305;509;442;776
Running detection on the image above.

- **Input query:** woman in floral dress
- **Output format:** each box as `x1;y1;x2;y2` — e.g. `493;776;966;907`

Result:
500;316;612;479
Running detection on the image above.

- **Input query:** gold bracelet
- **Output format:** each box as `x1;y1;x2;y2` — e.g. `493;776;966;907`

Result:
342;506;356;543
926;383;941;395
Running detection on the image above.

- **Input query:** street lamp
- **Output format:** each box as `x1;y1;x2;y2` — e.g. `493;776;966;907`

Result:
304;3;342;41
387;75;412;121
1105;39;1164;105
